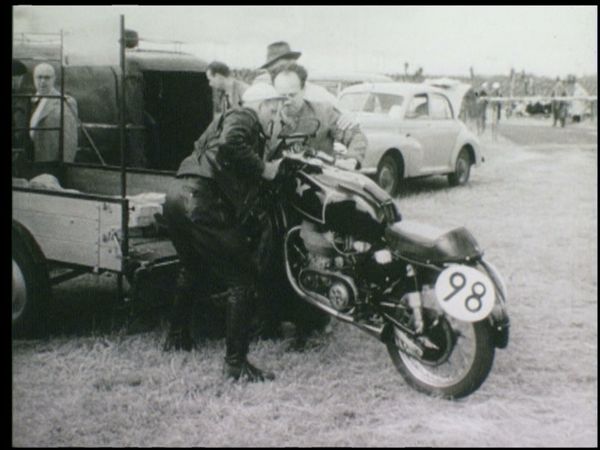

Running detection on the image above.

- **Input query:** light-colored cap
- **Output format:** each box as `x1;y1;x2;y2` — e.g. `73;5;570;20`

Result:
242;83;286;103
492;82;500;89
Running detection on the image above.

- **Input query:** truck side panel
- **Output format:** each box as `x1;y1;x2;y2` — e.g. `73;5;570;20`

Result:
12;189;125;272
65;164;174;196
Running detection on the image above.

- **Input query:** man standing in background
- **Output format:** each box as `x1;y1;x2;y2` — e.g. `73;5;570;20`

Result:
207;61;249;115
490;81;502;141
550;77;568;128
476;81;489;136
29;63;79;162
253;41;339;107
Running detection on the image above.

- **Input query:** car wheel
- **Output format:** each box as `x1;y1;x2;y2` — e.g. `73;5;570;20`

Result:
377;154;403;196
448;148;471;187
12;234;50;338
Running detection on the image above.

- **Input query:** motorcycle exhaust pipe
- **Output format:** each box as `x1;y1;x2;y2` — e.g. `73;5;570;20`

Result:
283;227;385;341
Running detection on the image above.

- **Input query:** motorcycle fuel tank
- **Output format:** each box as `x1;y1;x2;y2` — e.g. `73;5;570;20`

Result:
287;168;384;224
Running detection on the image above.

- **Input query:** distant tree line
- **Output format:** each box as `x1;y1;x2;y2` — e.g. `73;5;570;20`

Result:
229;65;596;97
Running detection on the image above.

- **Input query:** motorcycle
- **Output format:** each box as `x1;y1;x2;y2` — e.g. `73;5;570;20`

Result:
253;120;510;399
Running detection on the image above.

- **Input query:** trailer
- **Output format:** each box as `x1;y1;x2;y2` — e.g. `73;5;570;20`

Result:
12;18;213;337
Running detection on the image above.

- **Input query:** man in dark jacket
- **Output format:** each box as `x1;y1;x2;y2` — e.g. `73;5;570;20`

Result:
163;83;284;383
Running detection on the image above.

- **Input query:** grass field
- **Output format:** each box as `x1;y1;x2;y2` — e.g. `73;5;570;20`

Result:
12;121;597;447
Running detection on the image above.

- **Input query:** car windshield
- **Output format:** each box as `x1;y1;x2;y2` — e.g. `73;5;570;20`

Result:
339;92;404;113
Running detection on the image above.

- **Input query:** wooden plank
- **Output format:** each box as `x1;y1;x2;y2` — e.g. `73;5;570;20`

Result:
11;209;100;243
99;200;125;271
13;190;125;272
13;191;105;220
37;236;122;272
34;236;99;268
98;242;123;272
65;165;175;196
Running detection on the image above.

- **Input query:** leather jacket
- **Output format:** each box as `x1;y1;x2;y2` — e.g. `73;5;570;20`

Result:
176;107;267;220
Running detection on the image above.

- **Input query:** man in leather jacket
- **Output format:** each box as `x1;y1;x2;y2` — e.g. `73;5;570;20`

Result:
162;83;284;383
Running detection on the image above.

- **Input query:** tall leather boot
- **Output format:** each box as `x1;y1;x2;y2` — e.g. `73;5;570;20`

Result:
163;268;196;351
223;286;275;382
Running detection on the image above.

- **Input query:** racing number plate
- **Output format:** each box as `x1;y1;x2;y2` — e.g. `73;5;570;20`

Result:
434;265;495;322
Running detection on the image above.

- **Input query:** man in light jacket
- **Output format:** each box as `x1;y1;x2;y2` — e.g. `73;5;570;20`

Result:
29;63;78;162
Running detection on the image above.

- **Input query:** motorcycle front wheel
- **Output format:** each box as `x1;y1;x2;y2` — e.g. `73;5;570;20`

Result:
385;315;495;399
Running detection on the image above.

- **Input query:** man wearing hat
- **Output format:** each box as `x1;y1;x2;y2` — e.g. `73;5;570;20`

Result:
253;41;339;107
162;83;285;383
255;42;360;156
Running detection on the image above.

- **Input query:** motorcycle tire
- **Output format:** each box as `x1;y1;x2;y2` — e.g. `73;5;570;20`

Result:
385;319;495;399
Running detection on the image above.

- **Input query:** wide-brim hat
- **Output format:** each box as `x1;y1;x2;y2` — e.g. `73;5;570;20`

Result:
260;41;301;69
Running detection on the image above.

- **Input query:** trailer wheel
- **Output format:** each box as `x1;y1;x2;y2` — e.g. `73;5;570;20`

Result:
12;233;50;338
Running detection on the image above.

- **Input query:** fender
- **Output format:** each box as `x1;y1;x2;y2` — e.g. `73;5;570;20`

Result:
360;127;423;177
449;123;483;168
479;258;510;349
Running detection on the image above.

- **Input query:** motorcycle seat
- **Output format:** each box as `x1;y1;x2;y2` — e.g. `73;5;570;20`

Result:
385;220;482;263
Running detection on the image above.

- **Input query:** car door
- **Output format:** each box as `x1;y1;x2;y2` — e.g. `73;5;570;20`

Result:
400;93;439;174
427;93;461;170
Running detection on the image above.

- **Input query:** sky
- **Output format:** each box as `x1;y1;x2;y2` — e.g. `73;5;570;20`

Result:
13;5;598;78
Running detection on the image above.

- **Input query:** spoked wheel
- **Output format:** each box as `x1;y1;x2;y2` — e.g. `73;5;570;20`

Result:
385;309;495;399
448;148;472;187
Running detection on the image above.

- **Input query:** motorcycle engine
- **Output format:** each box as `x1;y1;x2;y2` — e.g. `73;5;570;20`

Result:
298;221;358;312
300;221;335;257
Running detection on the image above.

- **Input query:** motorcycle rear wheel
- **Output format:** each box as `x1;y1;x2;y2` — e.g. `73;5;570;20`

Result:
385;317;495;399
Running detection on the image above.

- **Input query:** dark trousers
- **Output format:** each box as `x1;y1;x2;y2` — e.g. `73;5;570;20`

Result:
164;176;257;339
552;101;567;127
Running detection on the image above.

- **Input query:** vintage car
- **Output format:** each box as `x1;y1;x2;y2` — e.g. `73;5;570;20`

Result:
338;82;483;195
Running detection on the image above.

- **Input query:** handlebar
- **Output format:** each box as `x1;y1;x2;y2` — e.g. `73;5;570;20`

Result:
278;148;359;177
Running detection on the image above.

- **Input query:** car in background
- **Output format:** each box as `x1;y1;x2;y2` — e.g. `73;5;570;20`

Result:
338;82;483;195
308;71;393;97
